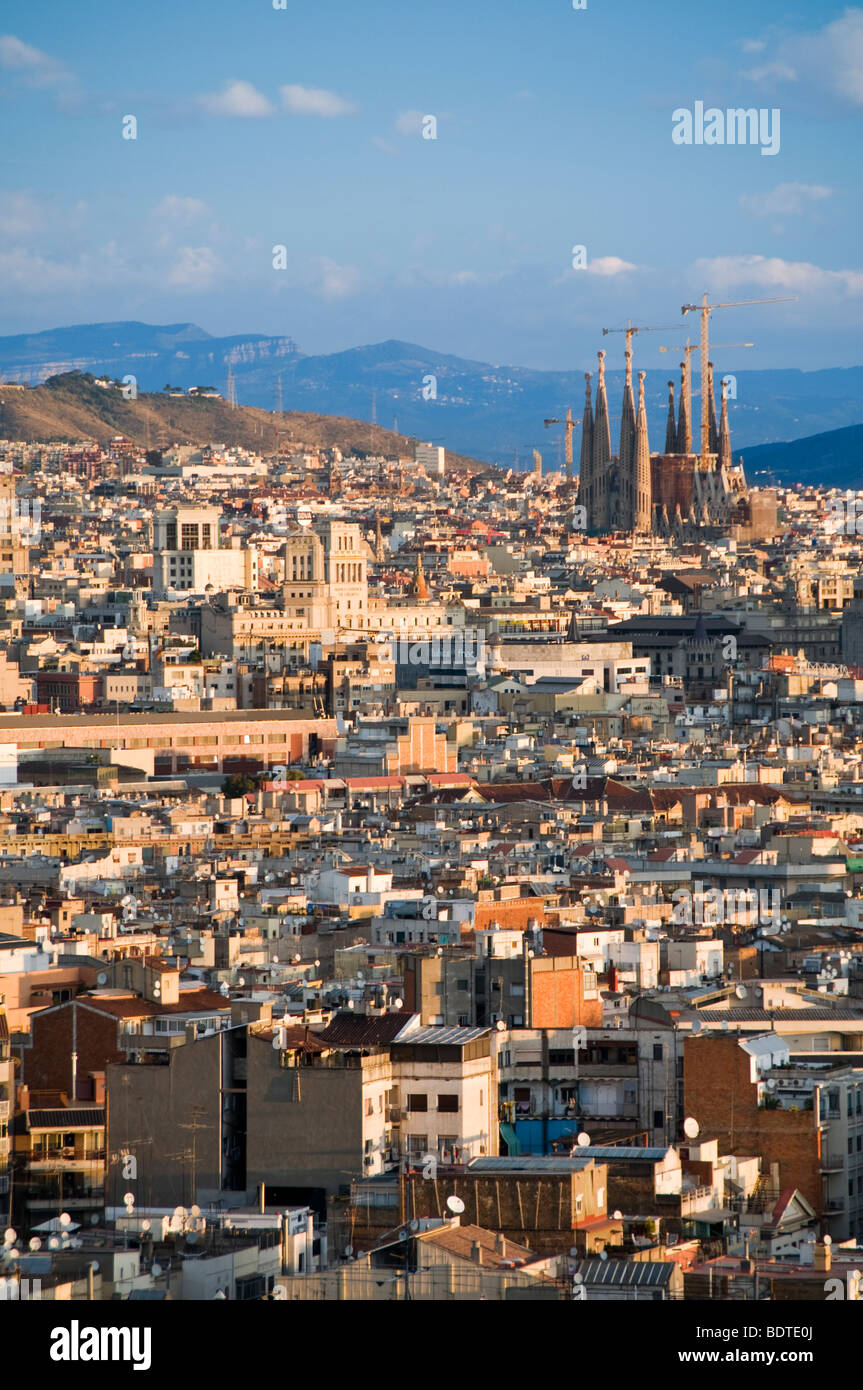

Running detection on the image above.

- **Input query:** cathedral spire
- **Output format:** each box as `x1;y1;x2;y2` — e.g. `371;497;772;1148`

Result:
718;375;732;471
579;372;594;527
592;350;611;531
665;380;677;453
619;345;636;524
633;371;652;532
707;362;719;455
676;359;692;454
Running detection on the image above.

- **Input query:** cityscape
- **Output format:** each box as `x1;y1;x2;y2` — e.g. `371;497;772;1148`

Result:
1;0;862;1360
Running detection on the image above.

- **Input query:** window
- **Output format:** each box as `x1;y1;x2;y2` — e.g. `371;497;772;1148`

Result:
438;1094;459;1113
456;979;469;992
653;1110;663;1129
408;1094;428;1112
549;1049;575;1066
653;1043;664;1061
364;1098;374;1117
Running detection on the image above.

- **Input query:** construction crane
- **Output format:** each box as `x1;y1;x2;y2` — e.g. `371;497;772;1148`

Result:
681;294;796;459
658;341;754;452
543;408;581;479
601;320;679;350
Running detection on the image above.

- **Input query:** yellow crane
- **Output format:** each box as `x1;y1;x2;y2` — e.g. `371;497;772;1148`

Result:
543;408;580;478
680;294;796;459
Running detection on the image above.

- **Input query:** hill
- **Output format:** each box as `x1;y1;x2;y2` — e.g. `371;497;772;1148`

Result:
0;372;486;472
2;321;862;467
738;423;863;489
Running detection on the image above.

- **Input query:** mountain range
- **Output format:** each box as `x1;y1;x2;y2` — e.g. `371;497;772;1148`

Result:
0;321;861;480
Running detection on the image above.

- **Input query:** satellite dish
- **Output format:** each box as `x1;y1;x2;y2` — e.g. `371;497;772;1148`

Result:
48;1237;60;1250
446;1195;465;1215
97;972;108;986
410;1219;420;1231
683;1117;700;1139
691;1020;702;1035
721;1021;729;1032
344;1245;353;1257
577;1132;591;1148
2;1229;16;1247
357;971;364;981
599;1249;608;1261
347;999;355;1010
314;959;320;968
766;1078;776;1090
123;1193;135;1207
238;976;246;986
495;1019;506;1032
141;1220;151;1232
190;1205;201;1219
735;984;746;999
824;1235;832;1246
59;1212;72;1227
151;1263;162;1277
29;1237;41;1251
393;997;404;1009
613;1209;623;1220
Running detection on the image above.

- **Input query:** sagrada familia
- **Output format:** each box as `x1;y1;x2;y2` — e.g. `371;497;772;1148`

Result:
577;346;776;541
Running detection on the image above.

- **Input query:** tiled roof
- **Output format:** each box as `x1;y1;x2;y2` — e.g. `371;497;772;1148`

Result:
577;1259;674;1286
27;1108;105;1129
317;1011;416;1047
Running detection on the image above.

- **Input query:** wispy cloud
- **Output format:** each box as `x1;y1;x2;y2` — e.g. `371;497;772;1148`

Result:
281;85;356;117
0;34;72;89
742;7;863;106
695;253;863;295
739;183;832;219
586;256;638;277
153;195;209;222
198;80;274;118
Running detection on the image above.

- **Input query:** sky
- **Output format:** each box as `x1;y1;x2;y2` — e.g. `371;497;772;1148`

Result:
1;0;862;375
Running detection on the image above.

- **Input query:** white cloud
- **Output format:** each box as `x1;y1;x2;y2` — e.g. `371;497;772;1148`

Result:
694;253;863;295
308;257;362;298
395;109;426;135
199;80;274;118
281;85;356;117
738;183;832;218
153;195;209;222
0;34;70;88
743;60;798;83
0;191;45;238
740;38;766;54
168;246;221;288
743;7;863;106
586;256;638;277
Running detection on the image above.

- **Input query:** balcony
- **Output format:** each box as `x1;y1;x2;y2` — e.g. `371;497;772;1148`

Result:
386;1107;404;1124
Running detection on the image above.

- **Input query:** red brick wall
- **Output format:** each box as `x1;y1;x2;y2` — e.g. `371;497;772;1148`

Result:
474;900;547;932
529;958;602;1029
684;1034;821;1209
27;1003;123;1098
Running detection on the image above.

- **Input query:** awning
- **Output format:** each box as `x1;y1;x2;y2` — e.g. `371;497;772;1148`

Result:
499;1123;521;1156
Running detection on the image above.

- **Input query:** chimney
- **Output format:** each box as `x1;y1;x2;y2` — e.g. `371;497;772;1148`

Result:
471;1240;483;1266
813;1242;831;1273
495;1232;506;1256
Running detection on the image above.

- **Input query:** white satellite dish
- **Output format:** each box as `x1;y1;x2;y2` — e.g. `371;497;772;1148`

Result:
28;1237;41;1251
151;1263;162;1278
446;1195;465;1215
824;1235;832;1246
599;1249;608;1261
613;1209;623;1221
2;1229;16;1247
683;1117;700;1139
393;997;404;1009
357;971;364;981
766;1078;776;1090
691;1020;702;1035
347;999;355;1010
123;1193;135;1208
735;984;746;999
97;971;107;986
495;1019;505;1032
59;1212;72;1227
48;1237;60;1250
577;1132;591;1148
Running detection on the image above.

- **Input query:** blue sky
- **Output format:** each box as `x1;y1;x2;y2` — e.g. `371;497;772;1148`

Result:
1;0;862;373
